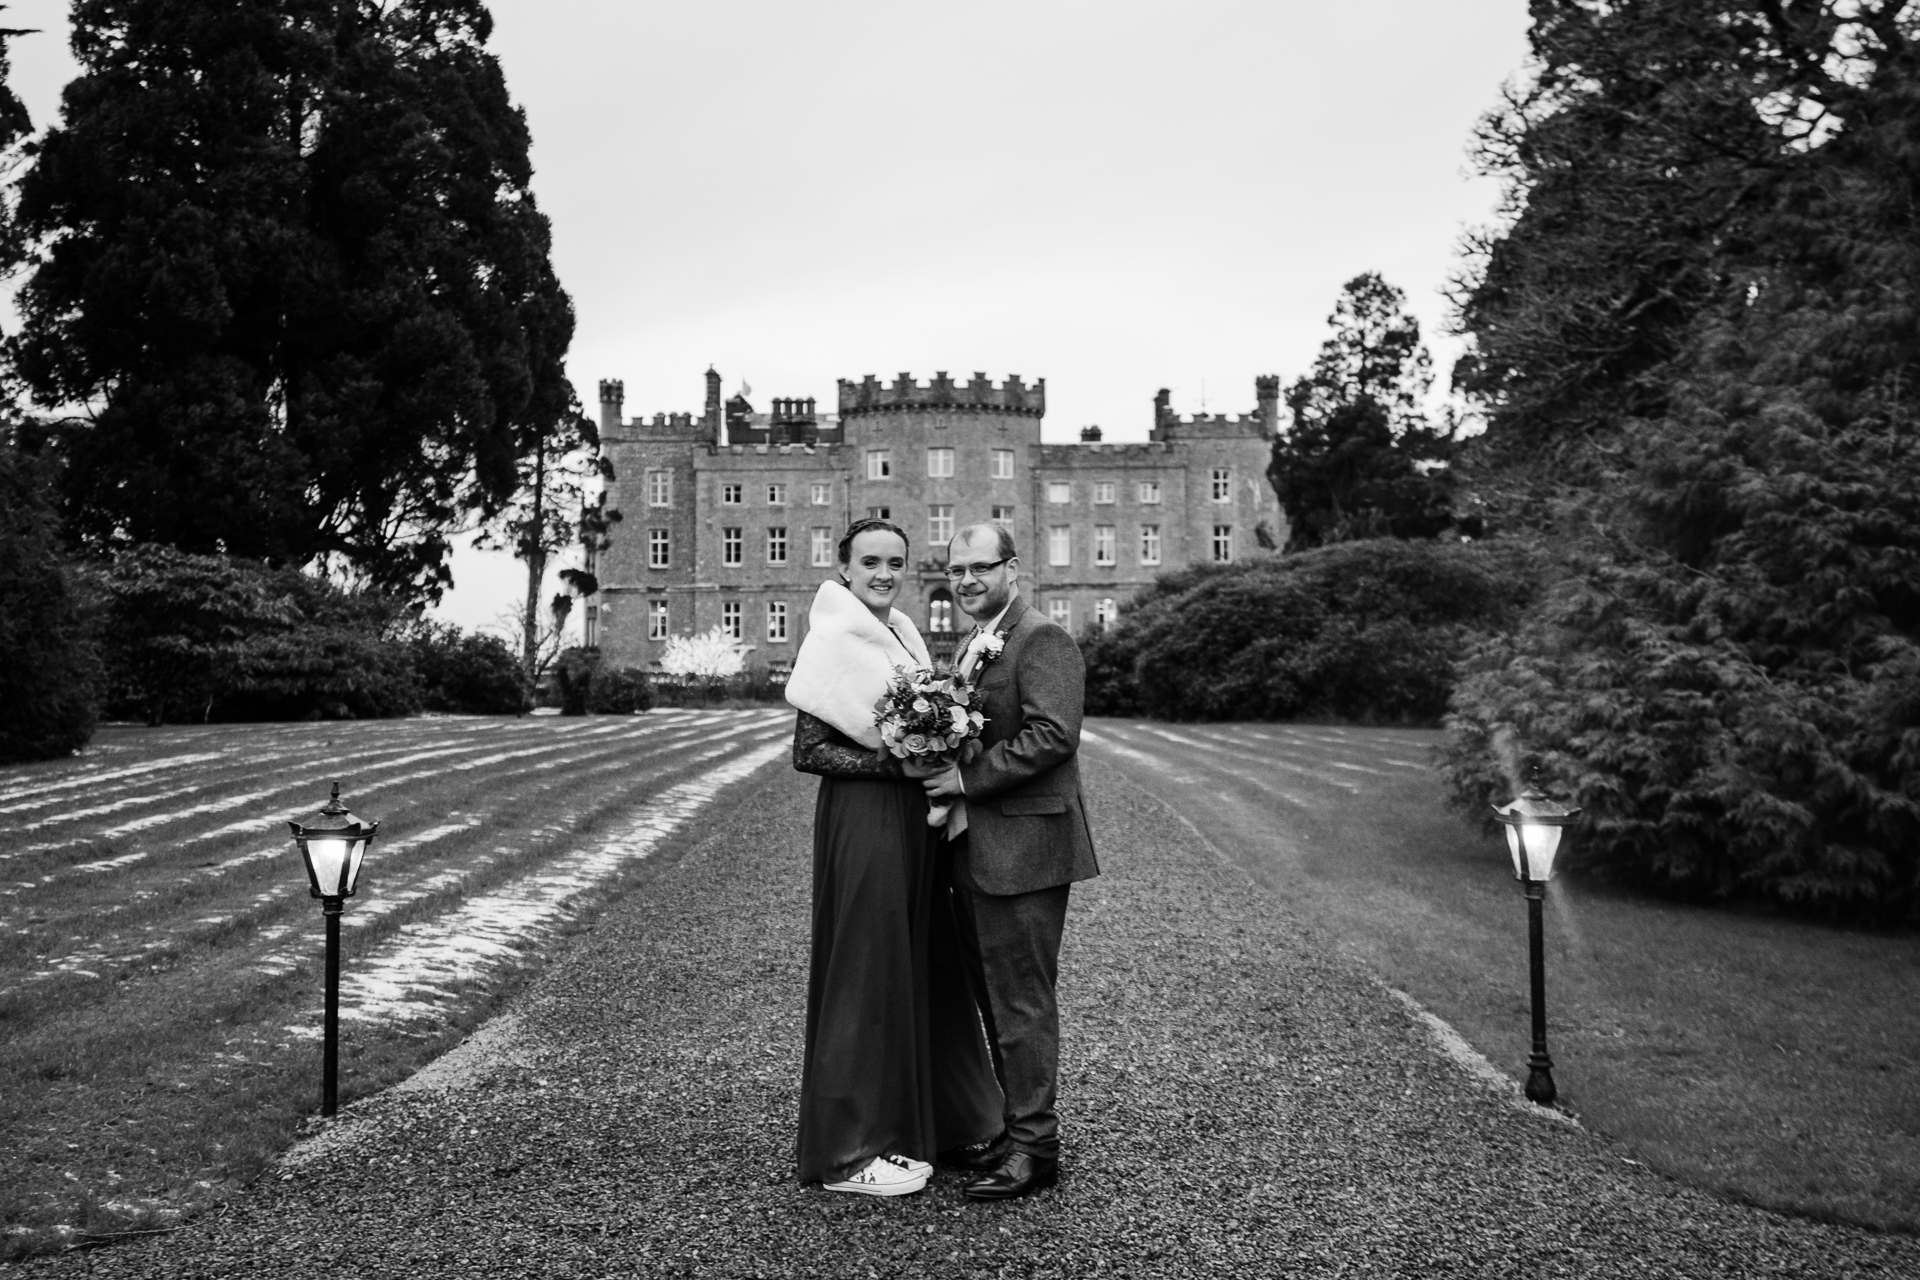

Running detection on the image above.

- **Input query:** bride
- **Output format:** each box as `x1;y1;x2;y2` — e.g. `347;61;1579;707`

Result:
784;518;1003;1196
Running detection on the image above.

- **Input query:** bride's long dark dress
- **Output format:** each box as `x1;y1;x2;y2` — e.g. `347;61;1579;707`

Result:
793;710;1004;1183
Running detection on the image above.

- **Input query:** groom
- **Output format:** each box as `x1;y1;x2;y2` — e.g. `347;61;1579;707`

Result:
920;522;1100;1201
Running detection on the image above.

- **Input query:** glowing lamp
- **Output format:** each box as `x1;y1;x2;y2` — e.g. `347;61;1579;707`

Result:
289;782;378;902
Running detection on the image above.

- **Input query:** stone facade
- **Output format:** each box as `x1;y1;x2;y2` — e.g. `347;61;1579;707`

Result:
587;369;1281;670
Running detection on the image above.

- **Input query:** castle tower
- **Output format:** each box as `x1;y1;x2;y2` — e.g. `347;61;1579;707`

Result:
1255;375;1281;438
598;379;624;434
703;367;723;444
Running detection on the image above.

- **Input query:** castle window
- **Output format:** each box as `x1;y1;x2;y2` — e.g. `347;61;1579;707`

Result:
1211;468;1232;503
992;449;1015;479
649;528;671;569
929;505;954;545
722;600;742;640
867;506;891;520
926;448;955;478
928;589;955;634
722;483;743;505
768;483;787;505
810;527;834;567
723;527;743;566
647;470;672;507
767;600;789;642
1093;482;1116;505
866;450;892;481
648;599;669;639
1139;524;1161;566
1094;525;1116;566
1048;599;1072;628
991;505;1015;524
1094;598;1118;630
1137;481;1161;505
1048;525;1071;566
810;481;832;505
1212;524;1233;562
1047;482;1071;505
767;527;788;565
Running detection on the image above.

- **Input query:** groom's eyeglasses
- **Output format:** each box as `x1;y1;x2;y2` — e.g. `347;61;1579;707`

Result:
944;557;1011;582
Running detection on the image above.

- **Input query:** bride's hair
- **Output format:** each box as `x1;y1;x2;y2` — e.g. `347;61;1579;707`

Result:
836;517;909;567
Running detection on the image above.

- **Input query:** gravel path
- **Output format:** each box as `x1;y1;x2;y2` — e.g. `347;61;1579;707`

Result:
30;757;1919;1278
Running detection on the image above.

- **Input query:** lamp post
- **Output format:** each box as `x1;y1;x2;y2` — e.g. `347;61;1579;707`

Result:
289;782;378;1117
1492;781;1580;1106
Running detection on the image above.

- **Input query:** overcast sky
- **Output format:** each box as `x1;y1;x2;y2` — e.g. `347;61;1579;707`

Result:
6;0;1533;634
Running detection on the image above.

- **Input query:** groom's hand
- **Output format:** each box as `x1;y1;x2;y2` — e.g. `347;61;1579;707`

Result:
922;764;965;799
900;756;942;779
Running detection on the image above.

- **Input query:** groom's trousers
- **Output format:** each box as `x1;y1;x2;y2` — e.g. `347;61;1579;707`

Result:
948;833;1072;1161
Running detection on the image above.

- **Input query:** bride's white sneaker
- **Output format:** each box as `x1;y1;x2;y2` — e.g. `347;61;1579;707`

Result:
824;1155;929;1196
882;1153;932;1178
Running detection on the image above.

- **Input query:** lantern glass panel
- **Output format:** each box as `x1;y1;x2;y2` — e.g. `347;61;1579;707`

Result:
305;835;353;896
1505;821;1565;881
345;836;369;895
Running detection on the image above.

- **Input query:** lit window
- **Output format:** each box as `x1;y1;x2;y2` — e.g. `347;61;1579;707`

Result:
1137;481;1161;504
1094;598;1118;630
1211;468;1232;503
991;505;1014;524
1047;482;1071;504
766;600;789;642
1212;524;1233;562
722;600;742;640
809;481;832;505
929;505;954;545
929;595;954;633
649;528;671;568
926;448;955;478
867;505;891;520
767;483;786;505
1048;599;1072;628
647;470;672;507
992;449;1014;479
648;599;668;639
723;527;743;566
810;527;834;567
1049;525;1071;566
767;527;787;565
866;450;892;480
1139;524;1161;566
1093;482;1116;505
1094;525;1116;566
722;482;742;505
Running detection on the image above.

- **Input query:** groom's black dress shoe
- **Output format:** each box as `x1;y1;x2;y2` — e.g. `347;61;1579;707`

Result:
962;1152;1057;1201
938;1138;1008;1173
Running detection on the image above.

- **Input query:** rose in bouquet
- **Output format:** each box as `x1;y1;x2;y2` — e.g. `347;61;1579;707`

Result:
874;666;988;827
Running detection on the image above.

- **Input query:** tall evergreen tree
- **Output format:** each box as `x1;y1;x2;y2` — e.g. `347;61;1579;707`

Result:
1442;1;1920;920
8;0;574;603
1268;273;1456;550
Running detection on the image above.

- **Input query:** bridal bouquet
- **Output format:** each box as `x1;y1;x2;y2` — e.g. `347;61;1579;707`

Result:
874;666;987;827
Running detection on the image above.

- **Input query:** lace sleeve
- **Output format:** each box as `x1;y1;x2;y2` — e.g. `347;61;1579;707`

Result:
792;710;902;779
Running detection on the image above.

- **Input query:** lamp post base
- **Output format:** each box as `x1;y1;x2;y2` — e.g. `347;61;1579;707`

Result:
1525;1057;1557;1106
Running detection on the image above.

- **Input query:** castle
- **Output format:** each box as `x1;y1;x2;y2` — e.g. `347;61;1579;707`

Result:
587;369;1282;670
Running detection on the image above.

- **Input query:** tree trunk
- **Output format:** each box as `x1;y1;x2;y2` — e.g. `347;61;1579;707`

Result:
521;439;548;683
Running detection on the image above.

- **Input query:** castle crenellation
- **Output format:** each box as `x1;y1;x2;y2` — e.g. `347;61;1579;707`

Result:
584;368;1282;669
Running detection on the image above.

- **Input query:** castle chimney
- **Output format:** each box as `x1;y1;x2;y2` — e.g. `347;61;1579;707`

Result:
1152;387;1174;440
704;367;723;443
598;379;624;434
1255;374;1281;438
1080;425;1103;442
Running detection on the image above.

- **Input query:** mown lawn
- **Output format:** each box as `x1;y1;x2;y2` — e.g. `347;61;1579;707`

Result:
1083;719;1920;1235
0;710;791;1259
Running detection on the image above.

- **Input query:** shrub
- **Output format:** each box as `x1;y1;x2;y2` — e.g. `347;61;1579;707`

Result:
1440;555;1920;925
658;625;747;678
588;663;653;715
0;446;99;761
553;646;595;716
1084;539;1540;724
409;623;529;715
94;546;420;722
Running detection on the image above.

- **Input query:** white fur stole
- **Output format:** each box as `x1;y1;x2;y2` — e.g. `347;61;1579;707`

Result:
784;580;931;748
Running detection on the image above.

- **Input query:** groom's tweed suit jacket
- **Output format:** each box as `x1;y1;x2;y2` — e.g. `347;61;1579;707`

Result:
956;595;1101;897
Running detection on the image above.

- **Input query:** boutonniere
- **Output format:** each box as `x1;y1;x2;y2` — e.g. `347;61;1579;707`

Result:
975;630;1008;670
